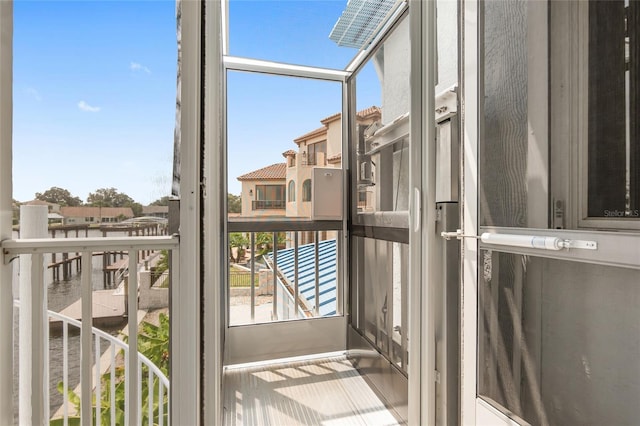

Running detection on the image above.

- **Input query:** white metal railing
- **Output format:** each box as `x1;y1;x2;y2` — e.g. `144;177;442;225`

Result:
227;220;342;325
14;303;170;426
1;234;178;425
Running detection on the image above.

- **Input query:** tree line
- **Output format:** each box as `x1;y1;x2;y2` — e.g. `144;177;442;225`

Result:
21;186;243;217
27;186;170;217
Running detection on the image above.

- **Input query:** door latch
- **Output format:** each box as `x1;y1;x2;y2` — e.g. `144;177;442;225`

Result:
440;229;597;251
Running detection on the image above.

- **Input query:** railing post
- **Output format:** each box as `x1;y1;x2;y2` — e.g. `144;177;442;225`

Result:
314;231;320;316
0;1;14;423
80;251;93;426
294;232;299;318
272;232;278;321
250;232;255;322
19;205;48;425
126;250;139;426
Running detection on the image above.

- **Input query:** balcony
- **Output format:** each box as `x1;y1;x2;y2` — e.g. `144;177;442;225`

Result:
1;223;178;425
251;200;286;210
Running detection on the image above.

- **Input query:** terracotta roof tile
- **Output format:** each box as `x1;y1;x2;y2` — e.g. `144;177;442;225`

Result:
356;106;382;119
237;163;287;181
293;126;327;143
327;153;342;163
282;150;297;157
319;106;381;125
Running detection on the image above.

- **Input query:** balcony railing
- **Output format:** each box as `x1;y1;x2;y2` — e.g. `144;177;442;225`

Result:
251;200;286;210
24;304;169;426
1;235;178;425
227;220;342;325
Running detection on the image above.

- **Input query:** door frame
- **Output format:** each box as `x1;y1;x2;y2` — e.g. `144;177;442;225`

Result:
460;0;480;422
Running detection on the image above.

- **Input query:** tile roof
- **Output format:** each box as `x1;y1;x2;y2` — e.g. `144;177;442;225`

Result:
266;239;337;317
319;106;381;125
357;105;382;119
237;163;287;181
25;199;57;206
294;107;381;143
327;153;342;163
293;126;327;144
281;149;297;157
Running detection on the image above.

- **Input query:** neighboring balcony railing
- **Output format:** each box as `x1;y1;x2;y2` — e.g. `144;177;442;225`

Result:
227;220;342;326
1;235;178;425
251;200;286;210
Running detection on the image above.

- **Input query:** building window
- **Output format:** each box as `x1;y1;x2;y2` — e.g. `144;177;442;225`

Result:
302;179;312;202
288;156;296;167
253;184;286;210
307;141;327;166
288;180;296;202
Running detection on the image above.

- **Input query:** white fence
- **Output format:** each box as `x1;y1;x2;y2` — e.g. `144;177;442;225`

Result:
1;234;178;425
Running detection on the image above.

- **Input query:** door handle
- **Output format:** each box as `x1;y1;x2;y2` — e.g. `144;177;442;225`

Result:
413;188;421;232
440;229;597;251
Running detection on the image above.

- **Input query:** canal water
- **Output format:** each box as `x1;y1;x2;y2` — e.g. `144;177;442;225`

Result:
11;229;131;423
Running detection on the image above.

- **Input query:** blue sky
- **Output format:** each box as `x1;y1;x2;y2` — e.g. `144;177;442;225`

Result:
12;0;378;202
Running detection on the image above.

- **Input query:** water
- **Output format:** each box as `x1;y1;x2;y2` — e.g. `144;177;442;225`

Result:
11;229;130;423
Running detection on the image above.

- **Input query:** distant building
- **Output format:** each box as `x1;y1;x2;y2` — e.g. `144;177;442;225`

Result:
24;199;61;213
237;163;287;218
142;205;169;219
24;200;64;223
60;206;134;225
237;107;381;221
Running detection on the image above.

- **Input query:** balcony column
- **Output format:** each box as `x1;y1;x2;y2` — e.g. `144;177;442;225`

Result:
0;1;13;423
19;205;49;425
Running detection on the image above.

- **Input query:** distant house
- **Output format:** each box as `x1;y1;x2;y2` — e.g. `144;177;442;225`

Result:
60;206;134;225
237;163;287;218
24;200;64;223
24;199;61;214
142;205;169;219
284;106;381;218
237;107;381;245
238;107;381;222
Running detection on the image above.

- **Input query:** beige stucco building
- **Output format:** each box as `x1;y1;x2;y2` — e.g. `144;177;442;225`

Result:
238;107;381;221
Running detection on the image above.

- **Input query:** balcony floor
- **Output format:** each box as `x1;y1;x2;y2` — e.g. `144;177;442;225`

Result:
223;355;403;426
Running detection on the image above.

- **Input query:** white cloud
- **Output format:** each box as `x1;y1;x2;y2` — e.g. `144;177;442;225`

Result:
25;87;42;101
130;61;151;74
77;100;101;112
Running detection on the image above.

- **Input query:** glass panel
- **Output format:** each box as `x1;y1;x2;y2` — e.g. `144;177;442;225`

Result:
478;250;640;425
227;0;355;69
227;71;341;219
353;16;410;223
588;0;639;218
482;0;640;229
352;236;408;373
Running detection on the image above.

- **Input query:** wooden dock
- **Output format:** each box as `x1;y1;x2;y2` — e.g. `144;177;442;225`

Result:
50;289;126;330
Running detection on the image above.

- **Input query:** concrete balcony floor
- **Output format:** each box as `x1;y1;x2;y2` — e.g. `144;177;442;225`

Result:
223;355;403;426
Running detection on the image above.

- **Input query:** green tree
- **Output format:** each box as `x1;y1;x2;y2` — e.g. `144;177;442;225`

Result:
255;232;286;256
129;202;143;217
228;193;241;213
229;232;249;263
87;187;135;207
150;196;171;206
87;188;143;217
35;186;82;206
